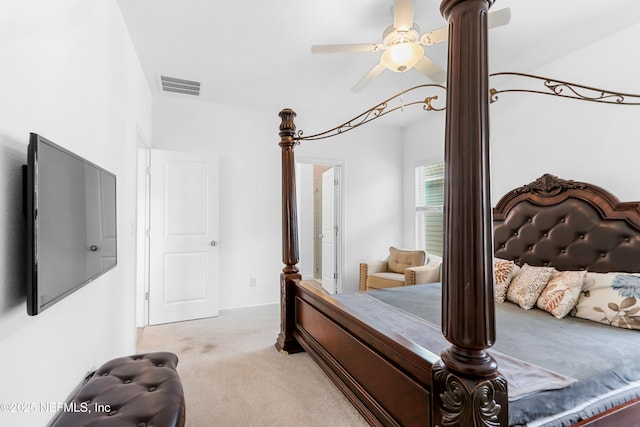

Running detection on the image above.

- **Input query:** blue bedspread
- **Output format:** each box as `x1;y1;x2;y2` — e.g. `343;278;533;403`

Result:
340;283;640;426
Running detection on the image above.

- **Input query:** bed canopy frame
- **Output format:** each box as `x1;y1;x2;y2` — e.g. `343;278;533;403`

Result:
275;1;640;425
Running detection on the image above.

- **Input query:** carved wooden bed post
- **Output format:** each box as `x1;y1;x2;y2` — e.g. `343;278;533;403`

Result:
432;0;508;425
275;108;304;354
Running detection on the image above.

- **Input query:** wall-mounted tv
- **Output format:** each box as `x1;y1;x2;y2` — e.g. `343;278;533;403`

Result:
26;133;117;315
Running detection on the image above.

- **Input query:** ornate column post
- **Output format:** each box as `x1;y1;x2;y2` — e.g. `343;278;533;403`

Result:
432;0;508;425
275;108;304;354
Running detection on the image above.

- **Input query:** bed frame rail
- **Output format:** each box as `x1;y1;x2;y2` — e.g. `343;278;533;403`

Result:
292;279;435;426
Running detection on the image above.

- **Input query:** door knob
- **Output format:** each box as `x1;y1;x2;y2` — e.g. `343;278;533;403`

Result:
210;241;218;247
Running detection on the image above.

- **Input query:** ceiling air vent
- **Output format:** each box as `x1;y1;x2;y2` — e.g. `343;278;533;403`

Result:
160;75;200;96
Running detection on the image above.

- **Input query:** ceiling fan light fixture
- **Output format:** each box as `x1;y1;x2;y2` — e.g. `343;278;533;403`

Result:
381;43;424;72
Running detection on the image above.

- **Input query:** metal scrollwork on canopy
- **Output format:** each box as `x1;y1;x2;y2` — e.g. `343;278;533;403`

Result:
291;72;640;144
294;84;447;142
489;72;640;105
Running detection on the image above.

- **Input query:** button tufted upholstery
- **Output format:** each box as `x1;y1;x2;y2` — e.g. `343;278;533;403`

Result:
493;175;640;274
50;352;185;427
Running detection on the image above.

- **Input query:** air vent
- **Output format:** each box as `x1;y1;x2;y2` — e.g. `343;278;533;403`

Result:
160;75;200;96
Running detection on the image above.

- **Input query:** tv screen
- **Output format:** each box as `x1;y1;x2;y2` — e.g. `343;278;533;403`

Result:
26;133;117;315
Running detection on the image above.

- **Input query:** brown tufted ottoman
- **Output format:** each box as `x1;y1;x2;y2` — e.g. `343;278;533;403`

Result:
50;352;185;427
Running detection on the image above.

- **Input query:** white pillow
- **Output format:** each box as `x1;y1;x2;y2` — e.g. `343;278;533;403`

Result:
494;258;519;303
507;264;556;310
536;270;586;319
574;272;640;330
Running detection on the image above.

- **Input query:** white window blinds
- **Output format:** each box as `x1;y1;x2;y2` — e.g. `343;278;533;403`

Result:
415;162;444;256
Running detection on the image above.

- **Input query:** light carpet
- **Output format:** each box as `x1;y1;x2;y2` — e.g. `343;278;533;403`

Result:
137;303;369;427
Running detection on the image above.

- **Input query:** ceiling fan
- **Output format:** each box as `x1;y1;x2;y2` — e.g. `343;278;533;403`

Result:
311;0;511;92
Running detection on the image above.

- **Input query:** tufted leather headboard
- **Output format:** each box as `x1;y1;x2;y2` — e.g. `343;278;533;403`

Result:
493;174;640;273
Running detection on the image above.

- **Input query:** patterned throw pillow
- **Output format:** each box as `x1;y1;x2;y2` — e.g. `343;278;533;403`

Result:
494;258;518;303
574;272;640;330
536;270;586;319
507;264;556;309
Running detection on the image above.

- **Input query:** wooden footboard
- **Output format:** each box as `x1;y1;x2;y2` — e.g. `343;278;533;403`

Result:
285;279;640;427
291;278;437;426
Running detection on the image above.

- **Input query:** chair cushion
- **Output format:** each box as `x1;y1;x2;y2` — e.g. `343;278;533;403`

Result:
388;247;426;274
367;272;405;289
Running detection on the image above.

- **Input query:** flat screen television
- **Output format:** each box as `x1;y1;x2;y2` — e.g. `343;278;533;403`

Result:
25;133;117;315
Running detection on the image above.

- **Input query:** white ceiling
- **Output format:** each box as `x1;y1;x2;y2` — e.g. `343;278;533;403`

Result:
116;0;640;128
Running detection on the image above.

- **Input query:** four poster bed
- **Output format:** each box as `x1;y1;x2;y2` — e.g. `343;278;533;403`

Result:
275;1;640;426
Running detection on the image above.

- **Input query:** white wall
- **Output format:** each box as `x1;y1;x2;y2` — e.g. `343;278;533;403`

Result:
296;163;315;280
152;96;403;301
297;123;404;292
401;110;447;247
403;23;640;245
490;22;640;202
0;1;151;425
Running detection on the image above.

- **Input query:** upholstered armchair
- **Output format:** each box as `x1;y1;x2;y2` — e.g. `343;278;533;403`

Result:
359;247;442;291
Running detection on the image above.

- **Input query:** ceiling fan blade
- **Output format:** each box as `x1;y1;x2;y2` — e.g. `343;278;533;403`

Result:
311;43;382;54
420;7;510;46
488;7;511;29
414;56;446;84
393;0;415;31
421;26;448;46
351;62;386;93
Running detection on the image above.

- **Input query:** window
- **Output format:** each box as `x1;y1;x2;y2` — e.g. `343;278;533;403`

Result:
415;162;444;256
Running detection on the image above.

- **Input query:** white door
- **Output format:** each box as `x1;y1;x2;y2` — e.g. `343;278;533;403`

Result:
149;149;219;325
321;168;336;294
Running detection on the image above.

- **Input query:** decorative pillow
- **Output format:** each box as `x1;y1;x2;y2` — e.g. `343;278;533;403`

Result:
574;272;640;330
507;264;556;309
536;270;586;319
494;258;519;303
387;247;426;274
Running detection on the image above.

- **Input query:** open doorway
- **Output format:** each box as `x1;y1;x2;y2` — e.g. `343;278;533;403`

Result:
296;159;343;294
